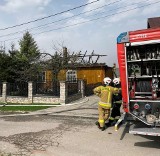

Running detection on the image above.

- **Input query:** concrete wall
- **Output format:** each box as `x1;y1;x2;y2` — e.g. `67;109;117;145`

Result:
33;96;60;104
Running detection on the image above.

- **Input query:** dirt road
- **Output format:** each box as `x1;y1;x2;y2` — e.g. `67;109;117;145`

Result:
0;95;160;156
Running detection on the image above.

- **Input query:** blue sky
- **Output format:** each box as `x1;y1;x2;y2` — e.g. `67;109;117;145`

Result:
0;0;160;66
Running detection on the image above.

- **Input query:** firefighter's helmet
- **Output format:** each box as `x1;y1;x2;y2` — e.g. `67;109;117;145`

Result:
113;78;120;85
103;77;111;85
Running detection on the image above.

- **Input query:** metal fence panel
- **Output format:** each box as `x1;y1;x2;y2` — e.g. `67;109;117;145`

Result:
0;82;2;95
68;82;78;96
7;82;28;96
33;80;60;96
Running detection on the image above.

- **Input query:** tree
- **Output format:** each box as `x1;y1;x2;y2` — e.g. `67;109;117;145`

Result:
0;52;11;81
15;31;41;81
8;43;18;57
19;31;40;62
0;43;17;81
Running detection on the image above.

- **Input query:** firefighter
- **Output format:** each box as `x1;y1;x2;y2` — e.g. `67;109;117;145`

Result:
107;77;122;126
93;77;121;131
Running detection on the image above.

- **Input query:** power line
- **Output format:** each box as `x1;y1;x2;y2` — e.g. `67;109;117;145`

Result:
0;0;100;31
1;0;124;38
2;0;160;42
0;0;124;38
0;0;152;39
32;0;153;33
32;0;160;34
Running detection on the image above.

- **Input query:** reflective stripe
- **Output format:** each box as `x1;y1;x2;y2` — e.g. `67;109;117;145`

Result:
100;103;111;108
99;102;111;108
108;89;111;103
99;119;104;123
114;101;122;104
99;101;110;104
109;117;115;120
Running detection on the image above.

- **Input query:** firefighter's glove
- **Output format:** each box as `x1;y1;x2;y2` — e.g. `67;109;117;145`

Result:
95;93;101;97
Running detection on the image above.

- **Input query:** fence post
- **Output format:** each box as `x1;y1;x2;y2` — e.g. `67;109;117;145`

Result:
79;80;85;98
28;81;33;103
2;82;7;103
60;81;68;105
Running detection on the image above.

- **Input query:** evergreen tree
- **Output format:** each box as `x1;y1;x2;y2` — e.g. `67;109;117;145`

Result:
18;31;40;62
0;52;10;81
15;31;41;81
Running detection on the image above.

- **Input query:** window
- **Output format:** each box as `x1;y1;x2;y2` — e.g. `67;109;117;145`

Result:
37;72;46;82
66;70;77;83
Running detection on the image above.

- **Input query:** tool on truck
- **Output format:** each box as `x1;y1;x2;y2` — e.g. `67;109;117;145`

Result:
117;27;160;136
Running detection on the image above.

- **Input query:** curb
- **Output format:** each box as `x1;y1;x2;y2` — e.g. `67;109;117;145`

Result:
0;97;90;117
0;97;89;107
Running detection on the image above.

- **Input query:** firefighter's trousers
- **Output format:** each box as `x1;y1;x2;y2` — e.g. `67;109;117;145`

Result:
98;105;110;128
110;102;121;120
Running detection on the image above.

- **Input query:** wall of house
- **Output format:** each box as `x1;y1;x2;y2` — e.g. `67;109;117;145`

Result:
58;70;66;81
105;67;113;79
46;70;52;81
77;67;105;84
45;66;113;85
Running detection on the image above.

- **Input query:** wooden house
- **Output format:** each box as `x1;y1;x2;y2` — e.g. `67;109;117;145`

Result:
41;64;113;95
37;47;113;95
44;64;113;83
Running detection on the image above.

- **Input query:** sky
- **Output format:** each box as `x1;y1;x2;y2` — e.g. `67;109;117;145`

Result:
0;0;160;66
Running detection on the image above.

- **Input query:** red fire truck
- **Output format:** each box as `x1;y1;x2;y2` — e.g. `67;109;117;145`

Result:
117;27;160;136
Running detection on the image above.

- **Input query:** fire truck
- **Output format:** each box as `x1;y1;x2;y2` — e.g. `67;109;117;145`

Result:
117;27;160;136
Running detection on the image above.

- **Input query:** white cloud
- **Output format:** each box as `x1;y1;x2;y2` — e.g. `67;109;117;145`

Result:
0;0;51;13
62;4;72;8
84;0;107;12
99;0;160;24
141;2;160;15
61;12;74;18
1;0;160;67
65;17;88;28
35;31;73;53
107;6;139;23
83;0;110;16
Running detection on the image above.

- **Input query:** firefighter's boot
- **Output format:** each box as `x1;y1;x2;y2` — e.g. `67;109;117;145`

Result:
105;119;114;127
95;121;101;129
100;126;106;131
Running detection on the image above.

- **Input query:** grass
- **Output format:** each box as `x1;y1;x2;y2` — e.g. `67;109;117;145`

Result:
0;102;60;105
0;106;53;112
0;154;11;156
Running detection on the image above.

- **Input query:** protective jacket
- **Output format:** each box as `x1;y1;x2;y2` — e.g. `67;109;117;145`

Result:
93;85;120;108
109;84;122;122
113;93;122;104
